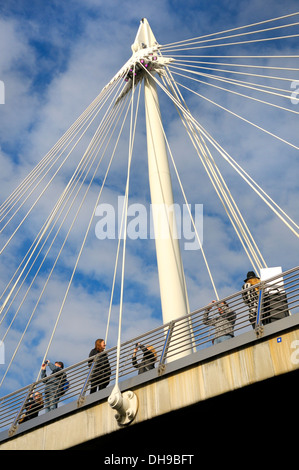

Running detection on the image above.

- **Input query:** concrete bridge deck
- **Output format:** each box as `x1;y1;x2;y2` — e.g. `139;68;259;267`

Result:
0;313;298;451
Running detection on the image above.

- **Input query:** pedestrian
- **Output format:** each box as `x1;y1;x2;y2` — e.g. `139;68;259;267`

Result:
88;339;111;394
242;271;261;328
41;360;66;412
262;287;290;323
132;343;157;374
19;391;44;423
203;300;236;344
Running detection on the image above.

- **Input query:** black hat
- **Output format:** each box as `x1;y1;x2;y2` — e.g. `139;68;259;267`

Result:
244;271;260;282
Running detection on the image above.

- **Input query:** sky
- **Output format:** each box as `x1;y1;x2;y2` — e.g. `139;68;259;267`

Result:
0;0;298;395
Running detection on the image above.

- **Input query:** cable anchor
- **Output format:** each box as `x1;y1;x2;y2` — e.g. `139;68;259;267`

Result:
108;385;138;426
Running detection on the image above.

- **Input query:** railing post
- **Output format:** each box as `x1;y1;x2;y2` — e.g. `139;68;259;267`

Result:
158;321;175;375
255;286;264;338
8;384;35;436
77;358;96;407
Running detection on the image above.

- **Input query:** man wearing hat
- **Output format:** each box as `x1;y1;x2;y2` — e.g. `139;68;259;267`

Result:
242;271;261;328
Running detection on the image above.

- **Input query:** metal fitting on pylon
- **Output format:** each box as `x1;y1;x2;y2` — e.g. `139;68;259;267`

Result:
108;385;138;426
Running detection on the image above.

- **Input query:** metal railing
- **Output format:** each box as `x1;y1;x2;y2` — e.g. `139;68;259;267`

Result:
1;265;298;437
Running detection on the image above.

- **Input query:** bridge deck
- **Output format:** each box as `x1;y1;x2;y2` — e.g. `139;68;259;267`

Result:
0;312;298;450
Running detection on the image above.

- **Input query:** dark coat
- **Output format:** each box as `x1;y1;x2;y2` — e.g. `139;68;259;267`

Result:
88;348;111;389
132;345;156;375
41;363;65;399
22;394;44;421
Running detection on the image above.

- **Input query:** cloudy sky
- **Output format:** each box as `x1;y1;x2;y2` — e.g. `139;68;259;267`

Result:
0;0;298;395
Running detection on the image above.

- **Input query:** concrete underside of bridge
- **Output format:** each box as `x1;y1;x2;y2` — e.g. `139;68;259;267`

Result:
1;316;298;453
70;368;298;457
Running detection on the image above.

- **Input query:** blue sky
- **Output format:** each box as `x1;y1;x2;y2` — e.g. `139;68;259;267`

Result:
0;0;298;395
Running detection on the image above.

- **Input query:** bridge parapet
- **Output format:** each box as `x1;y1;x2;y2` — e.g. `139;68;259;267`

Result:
0;266;298;447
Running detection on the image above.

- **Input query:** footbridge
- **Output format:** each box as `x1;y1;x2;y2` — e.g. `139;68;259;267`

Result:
0;266;298;451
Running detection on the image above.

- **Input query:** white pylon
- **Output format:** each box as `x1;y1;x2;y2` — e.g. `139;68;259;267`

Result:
134;19;193;355
144;74;190;325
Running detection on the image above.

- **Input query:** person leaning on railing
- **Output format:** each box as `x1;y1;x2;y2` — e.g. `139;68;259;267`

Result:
242;270;290;327
203;300;236;344
19;391;44;423
132;343;157;374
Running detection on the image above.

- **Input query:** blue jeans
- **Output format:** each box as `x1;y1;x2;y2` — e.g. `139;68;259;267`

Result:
214;335;233;344
44;393;59;412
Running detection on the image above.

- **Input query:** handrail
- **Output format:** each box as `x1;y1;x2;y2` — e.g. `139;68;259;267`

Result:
0;265;298;436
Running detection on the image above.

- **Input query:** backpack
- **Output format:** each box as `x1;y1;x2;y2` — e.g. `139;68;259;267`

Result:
59;372;70;396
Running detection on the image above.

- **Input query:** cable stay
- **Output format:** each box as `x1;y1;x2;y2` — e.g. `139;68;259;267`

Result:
0;77;135;385
161;12;299;49
108;71;141;426
1;93;131;334
151;68;267;273
160;12;299;53
0;78;126;252
166;58;299;72
0;83;113;223
0;83;126;314
161;32;299;53
149;67;299;239
168;65;299;110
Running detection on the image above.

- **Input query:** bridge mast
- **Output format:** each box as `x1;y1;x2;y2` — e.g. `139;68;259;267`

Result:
132;19;190;326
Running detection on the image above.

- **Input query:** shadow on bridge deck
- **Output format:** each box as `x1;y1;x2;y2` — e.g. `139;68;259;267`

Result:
69;367;298;456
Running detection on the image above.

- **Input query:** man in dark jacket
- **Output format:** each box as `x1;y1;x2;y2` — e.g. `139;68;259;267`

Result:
88;339;111;394
41;360;65;412
132;343;156;374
